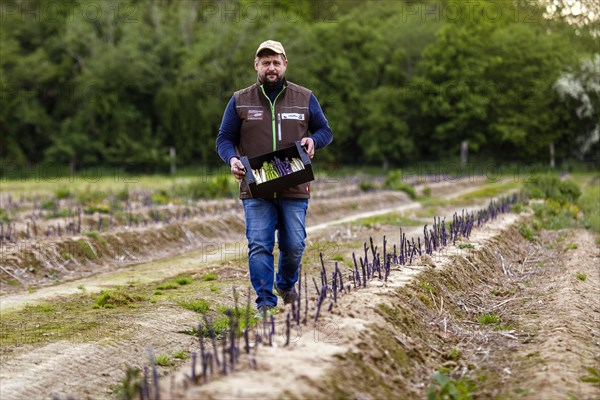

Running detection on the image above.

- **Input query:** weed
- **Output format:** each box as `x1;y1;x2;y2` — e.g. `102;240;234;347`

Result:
518;224;535;241
77;284;87;293
54;187;72;199
76;239;97;259
178;299;210;313
0;208;10;223
566;243;578;250
331;254;345;262
209;285;220;293
576;273;587;282
359;180;377;192
457;243;474;249
445;348;462;361
427;371;476;400
155;354;172;367
174;276;193;285
479;313;500;324
580;367;600;384
201;273;217;281
113;367;142;400
156;282;179;290
173;351;188;360
383;170;417;199
85;231;108;245
94;288;145;308
422;186;432;197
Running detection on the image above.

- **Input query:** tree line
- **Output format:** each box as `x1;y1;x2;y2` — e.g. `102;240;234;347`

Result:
1;0;598;172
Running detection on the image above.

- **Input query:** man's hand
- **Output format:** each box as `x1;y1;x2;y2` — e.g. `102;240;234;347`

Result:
301;137;315;159
229;157;246;181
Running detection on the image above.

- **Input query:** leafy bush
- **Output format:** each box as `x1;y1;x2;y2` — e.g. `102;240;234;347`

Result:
523;174;581;204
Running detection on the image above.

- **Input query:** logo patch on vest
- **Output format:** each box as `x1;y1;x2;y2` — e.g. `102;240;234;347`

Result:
247;109;263;120
281;113;305;120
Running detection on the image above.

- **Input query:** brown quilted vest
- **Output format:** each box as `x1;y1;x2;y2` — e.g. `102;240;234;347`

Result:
234;80;312;199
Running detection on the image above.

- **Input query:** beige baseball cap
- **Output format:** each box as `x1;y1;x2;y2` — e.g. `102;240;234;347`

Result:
255;40;287;59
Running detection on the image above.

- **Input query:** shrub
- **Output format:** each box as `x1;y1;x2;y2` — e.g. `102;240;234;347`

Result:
523;174;581;204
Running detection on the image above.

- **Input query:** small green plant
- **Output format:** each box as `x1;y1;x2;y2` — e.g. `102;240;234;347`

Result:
174;276;193;285
576;273;587;281
201;273;217;281
77;284;87;293
113;366;142;400
518;224;535;241
94;288;145;308
173;351;188;360
155;354;172;367
566;243;578;250
422;186;432;197
54;187;72;199
580;367;600;384
383;170;417;199
85;231;108;245
479;313;500;324
178;299;210;313
457;243;474;250
359;180;376;192
427;371;476;400
156;281;179;290
209;285;220;293
445;348;462;361
76;239;97;259
0;208;10;223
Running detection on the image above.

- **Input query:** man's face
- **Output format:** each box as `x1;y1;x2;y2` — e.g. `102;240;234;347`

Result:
255;54;287;86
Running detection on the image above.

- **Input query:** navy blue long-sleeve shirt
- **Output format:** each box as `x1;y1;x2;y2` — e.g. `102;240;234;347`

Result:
216;87;333;165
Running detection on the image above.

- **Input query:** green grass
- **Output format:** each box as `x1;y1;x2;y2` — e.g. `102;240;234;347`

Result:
479;313;501;324
94;288;146;308
579;181;600;233
156;276;194;290
201;273;218;281
566;243;578;250
178;299;210;313
518;224;536;241
353;212;422;228
457;181;519;201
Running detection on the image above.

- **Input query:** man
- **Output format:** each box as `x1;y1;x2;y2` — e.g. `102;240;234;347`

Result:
216;40;333;315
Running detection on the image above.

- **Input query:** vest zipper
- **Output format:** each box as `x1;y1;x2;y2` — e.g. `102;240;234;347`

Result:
260;85;286;152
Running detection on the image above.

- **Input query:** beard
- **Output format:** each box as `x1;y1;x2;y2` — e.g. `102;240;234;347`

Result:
260;72;284;87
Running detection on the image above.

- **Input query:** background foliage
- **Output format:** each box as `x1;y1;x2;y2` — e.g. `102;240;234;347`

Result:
1;0;598;171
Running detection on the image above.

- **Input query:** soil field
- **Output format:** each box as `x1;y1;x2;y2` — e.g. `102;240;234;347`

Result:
1;177;598;400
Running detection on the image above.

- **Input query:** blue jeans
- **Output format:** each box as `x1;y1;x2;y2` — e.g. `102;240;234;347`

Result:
242;198;308;308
